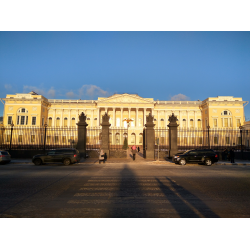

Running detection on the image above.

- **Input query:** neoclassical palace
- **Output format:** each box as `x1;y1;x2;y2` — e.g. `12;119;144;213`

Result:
1;92;248;132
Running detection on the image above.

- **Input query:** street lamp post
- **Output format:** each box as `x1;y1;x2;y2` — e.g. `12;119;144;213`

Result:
207;125;210;149
43;122;47;153
239;125;243;159
9;122;14;151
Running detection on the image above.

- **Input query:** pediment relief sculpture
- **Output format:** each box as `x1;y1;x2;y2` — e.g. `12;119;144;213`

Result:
98;94;154;104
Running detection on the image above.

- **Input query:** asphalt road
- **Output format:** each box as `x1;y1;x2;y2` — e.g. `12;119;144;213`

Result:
0;162;250;218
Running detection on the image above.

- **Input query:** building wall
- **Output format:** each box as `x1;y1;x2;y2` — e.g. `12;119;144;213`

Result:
1;93;248;146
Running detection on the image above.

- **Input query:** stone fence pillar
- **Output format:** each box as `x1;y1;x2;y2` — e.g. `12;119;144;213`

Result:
77;112;88;158
101;112;111;158
145;113;155;160
168;113;179;158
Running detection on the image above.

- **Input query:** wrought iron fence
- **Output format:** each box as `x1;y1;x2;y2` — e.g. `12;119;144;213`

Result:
154;128;169;150
109;128;128;150
177;128;250;151
86;127;101;149
0;126;78;150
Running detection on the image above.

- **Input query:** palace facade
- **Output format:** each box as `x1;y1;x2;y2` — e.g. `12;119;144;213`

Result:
1;92;248;130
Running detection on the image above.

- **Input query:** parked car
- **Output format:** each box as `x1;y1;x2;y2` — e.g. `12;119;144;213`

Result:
32;148;80;166
0;150;11;164
173;149;218;166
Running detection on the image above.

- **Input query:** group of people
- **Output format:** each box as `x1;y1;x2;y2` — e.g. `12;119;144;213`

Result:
223;148;235;163
99;146;141;162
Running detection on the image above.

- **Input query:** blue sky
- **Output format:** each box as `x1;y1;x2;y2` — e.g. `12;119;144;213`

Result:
1;31;250;120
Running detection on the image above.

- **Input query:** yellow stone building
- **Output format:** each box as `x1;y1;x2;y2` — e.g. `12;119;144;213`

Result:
0;91;248;146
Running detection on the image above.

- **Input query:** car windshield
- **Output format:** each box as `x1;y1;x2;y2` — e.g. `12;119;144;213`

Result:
1;151;9;155
183;150;191;155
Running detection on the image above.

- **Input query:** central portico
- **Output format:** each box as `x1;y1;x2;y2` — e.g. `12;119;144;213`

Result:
97;94;155;128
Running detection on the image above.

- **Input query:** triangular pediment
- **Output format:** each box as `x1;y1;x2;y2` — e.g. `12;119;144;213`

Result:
98;94;154;104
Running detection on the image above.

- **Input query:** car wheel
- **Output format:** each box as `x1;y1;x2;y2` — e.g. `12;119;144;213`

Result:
205;159;212;166
179;159;186;165
34;158;42;166
63;158;71;166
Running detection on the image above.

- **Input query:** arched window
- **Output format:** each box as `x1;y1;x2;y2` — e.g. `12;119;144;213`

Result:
64;117;68;127
56;117;60;127
198;119;201;128
17;108;28;125
160;119;164;128
183;119;186;127
71;117;75;126
221;110;232;127
190;119;194;128
131;133;136;144
48;117;52;127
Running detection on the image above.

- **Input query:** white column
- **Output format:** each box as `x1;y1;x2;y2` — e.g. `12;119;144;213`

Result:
194;111;196;128
54;109;56;127
165;111;168;127
97;108;100;126
113;107;115;127
91;109;93;127
157;110;160;128
61;109;63;127
136;108;138;127
144;108;146;126
68;109;71;127
151;108;154;116
121;108;123;128
180;111;182;128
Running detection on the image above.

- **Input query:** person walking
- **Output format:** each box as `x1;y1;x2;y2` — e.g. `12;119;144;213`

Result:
132;145;137;161
137;146;140;153
99;149;105;164
223;148;228;161
229;148;235;163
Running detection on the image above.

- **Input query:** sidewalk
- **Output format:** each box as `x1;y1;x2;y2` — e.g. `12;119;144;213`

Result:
8;158;250;165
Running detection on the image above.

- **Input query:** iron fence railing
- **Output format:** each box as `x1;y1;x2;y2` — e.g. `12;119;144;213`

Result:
0;126;78;150
177;128;250;151
109;128;128;150
86;127;101;149
154;128;169;150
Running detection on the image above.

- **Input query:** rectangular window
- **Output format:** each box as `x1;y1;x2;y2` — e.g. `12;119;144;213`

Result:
7;116;12;125
32;117;36;125
18;135;22;143
226;137;230;144
20;116;25;125
42;118;44;126
55;136;59;143
224;118;228;127
214;137;218;144
237;119;241;127
161;137;164;144
6;135;10;142
62;136;66;143
177;137;180;144
199;137;202;144
213;119;217;128
17;116;20;125
238;137;241;145
205;119;207;128
31;135;35;143
47;136;51;143
184;137;187;144
26;116;28;125
191;138;195;144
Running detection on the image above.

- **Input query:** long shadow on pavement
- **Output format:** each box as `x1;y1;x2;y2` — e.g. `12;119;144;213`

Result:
165;177;219;218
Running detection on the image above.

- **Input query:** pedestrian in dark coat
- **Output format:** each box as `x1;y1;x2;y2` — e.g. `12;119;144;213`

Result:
223;148;228;161
132;145;137;160
138;146;140;152
229;148;235;163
